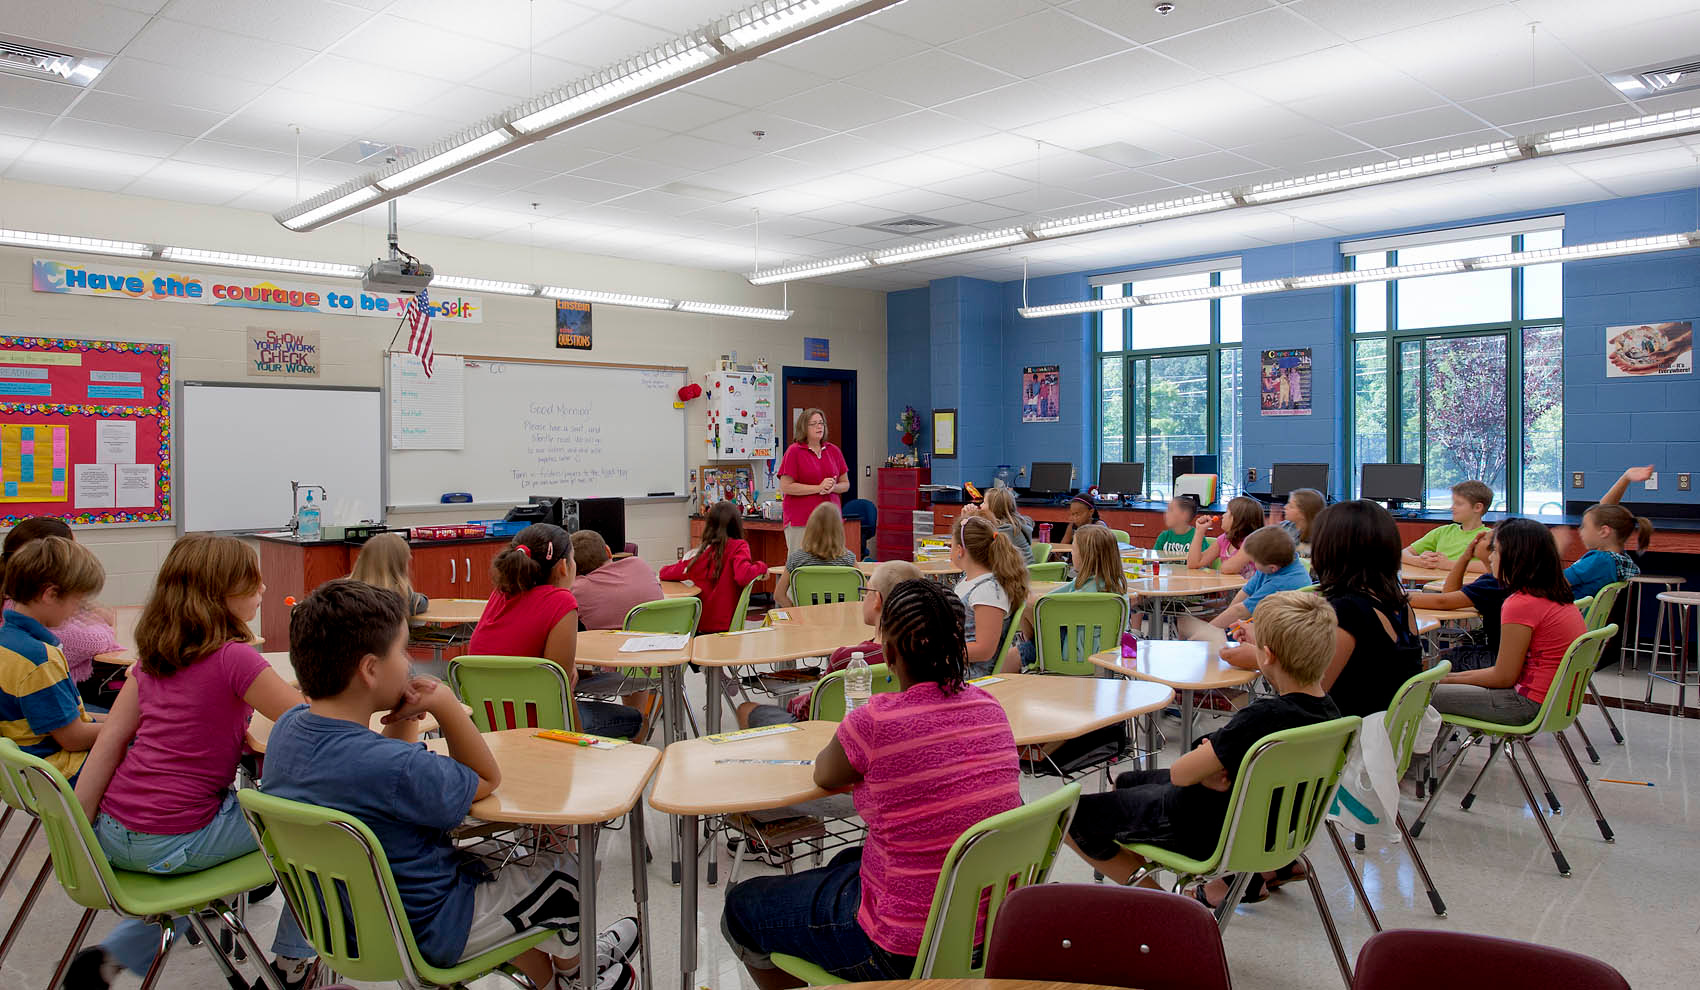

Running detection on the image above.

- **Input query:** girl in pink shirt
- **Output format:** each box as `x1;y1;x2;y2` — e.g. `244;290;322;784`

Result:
68;534;314;989
722;579;1021;985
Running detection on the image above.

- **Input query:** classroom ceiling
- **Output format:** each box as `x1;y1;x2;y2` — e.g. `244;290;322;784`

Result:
2;0;1700;291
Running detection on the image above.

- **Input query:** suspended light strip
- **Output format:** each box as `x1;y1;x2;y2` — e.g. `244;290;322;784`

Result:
1239;142;1526;205
430;274;537;296
279;186;380;232
0;227;154;258
675;300;793;320
722;0;877;50
748;255;874;285
1017;231;1700;318
1030;194;1236;240
541;286;677;310
509;40;717;134
1535;106;1700;154
376;127;517;192
159;247;363;278
871;227;1030;265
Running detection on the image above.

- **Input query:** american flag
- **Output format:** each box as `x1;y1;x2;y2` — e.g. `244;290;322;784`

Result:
404;288;435;378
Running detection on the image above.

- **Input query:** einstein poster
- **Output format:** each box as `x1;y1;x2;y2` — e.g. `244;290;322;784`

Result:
1606;321;1691;378
1022;365;1060;423
1260;348;1311;416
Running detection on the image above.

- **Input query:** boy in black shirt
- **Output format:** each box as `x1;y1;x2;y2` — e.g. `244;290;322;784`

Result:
1066;591;1341;898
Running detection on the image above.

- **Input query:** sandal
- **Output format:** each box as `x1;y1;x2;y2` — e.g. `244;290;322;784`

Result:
1263;861;1307;891
1190;873;1267;910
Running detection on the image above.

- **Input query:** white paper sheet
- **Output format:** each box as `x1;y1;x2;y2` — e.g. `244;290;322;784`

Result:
95;419;136;464
390;354;466;450
74;463;114;508
617;634;690;653
115;463;154;507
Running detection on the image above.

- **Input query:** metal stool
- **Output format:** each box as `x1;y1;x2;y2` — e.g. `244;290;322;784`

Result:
1646;590;1700;711
1624;575;1685;669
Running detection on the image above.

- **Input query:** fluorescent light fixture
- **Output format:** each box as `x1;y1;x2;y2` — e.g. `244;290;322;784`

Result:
376;127;516;192
872;227;1031;265
1288;259;1465;289
509;41;716;134
278;186;380;232
541;286;677;310
748;255;874;285
674;300;793;320
1533;106;1700;154
721;0;881;50
1464;232;1700;270
1241;142;1525;205
1029;193;1235;239
431;274;537;296
0;228;153;258
160;247;362;278
1138;278;1289;305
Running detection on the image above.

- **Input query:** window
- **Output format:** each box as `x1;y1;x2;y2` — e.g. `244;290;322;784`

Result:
1349;227;1563;513
1096;263;1242;499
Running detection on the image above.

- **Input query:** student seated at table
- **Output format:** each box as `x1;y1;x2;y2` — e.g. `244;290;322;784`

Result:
262;580;640;990
1429;518;1585;726
1402;480;1492;573
1187;495;1266;577
2;517;123;709
466;524;643;740
1562;465;1652;600
1051;494;1102;545
721;579;1021;986
1016;524;1126;668
1065;591;1340;905
1303;501;1423;717
735;560;922;728
350;531;429;615
570;531;664;631
68;534;314;990
1189;527;1312;636
1;536;105;788
659;501;768;634
776;502;858;607
1153;495;1202;555
980;487;1035;564
950;512;1029;677
1278;487;1325;559
1410;530;1504;673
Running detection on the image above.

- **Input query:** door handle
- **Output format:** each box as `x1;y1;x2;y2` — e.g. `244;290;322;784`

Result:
450;558;456;584
465;558;472;585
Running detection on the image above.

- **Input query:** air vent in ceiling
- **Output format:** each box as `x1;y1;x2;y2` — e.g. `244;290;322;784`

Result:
859;215;957;236
0;34;108;87
1608;58;1700;98
326;138;418;166
1079;141;1169;168
659;181;740;203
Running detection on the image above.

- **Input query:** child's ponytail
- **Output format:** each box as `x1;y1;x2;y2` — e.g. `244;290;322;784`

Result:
1589;504;1655;554
984;526;1029;614
1634;515;1654;552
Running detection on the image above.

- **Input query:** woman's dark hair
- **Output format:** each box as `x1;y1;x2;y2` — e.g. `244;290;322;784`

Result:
2;517;74;594
1585;504;1653;552
1311;500;1406;607
490;523;572;596
699;501;746;582
879;579;968;694
1493;518;1574;604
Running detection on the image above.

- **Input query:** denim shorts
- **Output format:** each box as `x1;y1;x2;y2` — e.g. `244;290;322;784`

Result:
721;847;914;982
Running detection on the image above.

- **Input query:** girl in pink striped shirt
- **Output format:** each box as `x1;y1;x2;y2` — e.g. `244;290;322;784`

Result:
721;580;1021;986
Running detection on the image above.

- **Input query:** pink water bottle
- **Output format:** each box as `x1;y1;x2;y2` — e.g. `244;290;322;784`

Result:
1037;522;1052;541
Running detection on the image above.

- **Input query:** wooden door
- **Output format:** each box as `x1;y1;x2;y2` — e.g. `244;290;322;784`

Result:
786;381;845;448
459;542;504;599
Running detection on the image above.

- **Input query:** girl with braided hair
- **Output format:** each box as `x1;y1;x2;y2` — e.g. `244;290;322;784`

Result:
721;579;1021;987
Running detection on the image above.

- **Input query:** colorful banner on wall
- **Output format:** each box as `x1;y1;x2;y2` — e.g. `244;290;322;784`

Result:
247;328;320;378
1022;364;1060;423
1606;321;1692;378
1260;348;1312;417
31;258;484;323
555;300;592;350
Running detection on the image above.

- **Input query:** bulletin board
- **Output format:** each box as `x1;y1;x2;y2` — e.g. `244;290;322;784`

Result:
0;335;171;528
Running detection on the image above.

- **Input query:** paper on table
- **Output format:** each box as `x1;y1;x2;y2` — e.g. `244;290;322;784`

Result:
95;419;136;464
617;634;690;653
115;463;154;507
73;463;114;508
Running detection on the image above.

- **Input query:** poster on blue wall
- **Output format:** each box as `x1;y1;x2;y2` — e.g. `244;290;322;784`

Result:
1260;348;1311;417
1606;321;1691;378
1022;365;1060;423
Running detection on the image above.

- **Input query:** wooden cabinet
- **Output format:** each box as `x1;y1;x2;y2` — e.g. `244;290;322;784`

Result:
875;467;929;561
406;541;506;599
930;503;1168;548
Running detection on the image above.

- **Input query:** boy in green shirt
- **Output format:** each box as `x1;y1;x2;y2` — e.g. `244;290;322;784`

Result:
1403;479;1492;572
1154;496;1201;555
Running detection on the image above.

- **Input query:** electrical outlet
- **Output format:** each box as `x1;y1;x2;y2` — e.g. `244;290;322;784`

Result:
1248;467;1258;482
676;546;685;559
1571;471;1585;489
1646;472;1659;491
1680;473;1692;492
864;466;871;477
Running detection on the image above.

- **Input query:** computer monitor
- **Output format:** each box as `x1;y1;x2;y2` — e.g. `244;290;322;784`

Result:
1271;462;1330;500
1097;462;1144;498
1171;454;1219;480
1361;463;1425;505
1028;462;1074;496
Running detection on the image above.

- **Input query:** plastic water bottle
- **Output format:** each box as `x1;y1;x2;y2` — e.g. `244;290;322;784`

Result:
298;490;321;541
844;652;872;713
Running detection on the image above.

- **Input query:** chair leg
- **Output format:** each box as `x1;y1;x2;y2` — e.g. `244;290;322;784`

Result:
1324;821;1381;933
184;911;251;990
1505;741;1571;877
1411;731;1483;837
1570;718;1601;764
1521;741;1563;816
1212;871;1257;934
0;856;52;965
1554;731;1615;842
1589;680;1626;745
1299;853;1355;988
218;901;288;990
1395;813;1446;917
0;818;40;890
1458;738;1505;811
135;920;180;990
45;908;98;990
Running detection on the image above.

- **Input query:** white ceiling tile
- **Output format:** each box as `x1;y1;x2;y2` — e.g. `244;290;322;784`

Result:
1061;0;1275;44
765;22;933;80
4;1;153;52
1548;9;1700;74
849;110;998;154
1379;129;1506;158
1036;50;1206;107
938;80;1078;130
1285;0;1504;42
62;91;223;139
1341;105;1496;148
946;10;1129;79
1151;7;1338;75
624;133;759;169
120;22;317;85
533;14;674;65
0;107;56;139
13;140;159;178
689;110;835;153
91;59;265;115
200;116;352;158
155;0;377;50
762;84;920;133
845;51;1017;108
1352;7;1595;102
459;54;592;103
5;159;138;192
1141;150;1269;185
1461;78;1629;128
123;160;274;203
779;132;907;169
276;57;460;113
920;201;1025;226
171;140;297;175
611;92;747;135
932;133;1052;170
385;0;597;50
787;171;908;203
43;116;188;157
570;154;691;188
0;76;82;116
551;117;676;156
936;169;1034;201
516;173;643;207
1056;169;1178;202
681;59;831;109
874;0;1051;46
239;88;396;138
856;153;980;188
860;188;975;216
427;159;553;192
1230;131;1371;170
330;15;520;78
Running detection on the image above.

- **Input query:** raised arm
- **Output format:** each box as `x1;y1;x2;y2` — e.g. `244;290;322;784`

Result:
1601;465;1654;506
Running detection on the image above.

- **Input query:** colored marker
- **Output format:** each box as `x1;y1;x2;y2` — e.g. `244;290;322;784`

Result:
714;758;813;766
1597;778;1655;787
535;730;595;747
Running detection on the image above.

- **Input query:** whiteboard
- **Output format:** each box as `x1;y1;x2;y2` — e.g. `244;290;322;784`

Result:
385;353;688;508
180;382;383;532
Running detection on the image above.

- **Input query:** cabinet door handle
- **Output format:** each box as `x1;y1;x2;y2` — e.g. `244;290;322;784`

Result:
451;558;456;584
465;558;472;585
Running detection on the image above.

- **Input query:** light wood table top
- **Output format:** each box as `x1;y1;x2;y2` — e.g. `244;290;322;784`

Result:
426;728;661;825
973;673;1173;746
246;707;459;754
97;631;265;668
661;581;701;598
1088;640;1259;691
768;601;873;634
1127;569;1248;597
1415;606;1479;623
574;629;695;667
414;599;487;625
1030;580;1068;597
650;720;837;815
855;559;962;578
691;624;862;666
1400;565;1459;584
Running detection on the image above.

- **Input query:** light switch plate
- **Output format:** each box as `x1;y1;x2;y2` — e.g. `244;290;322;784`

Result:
1646;472;1659;491
1571;471;1585;489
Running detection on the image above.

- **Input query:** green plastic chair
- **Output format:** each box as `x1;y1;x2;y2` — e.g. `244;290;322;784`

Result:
1031;542;1051;564
447;655;578;732
726;577;757;632
989;599;1028;676
1327;661;1451;922
1411;625;1618;877
0;738;76;975
790;564;864;605
1108;529;1131;544
773;782;1081;984
620;597;701;680
238;789;556;989
1027;561;1067;581
0;739;280;990
1122;717;1364;988
809;662;901;721
1032;593;1129;677
1575;581;1629;758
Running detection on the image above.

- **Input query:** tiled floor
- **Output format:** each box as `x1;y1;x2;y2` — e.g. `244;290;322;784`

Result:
1;690;1692;990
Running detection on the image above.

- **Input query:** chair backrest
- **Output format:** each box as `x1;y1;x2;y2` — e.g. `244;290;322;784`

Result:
447;655;577;732
1108;529;1131;544
726;576;757;632
842;499;877;558
237;789;432;985
0;735;33;814
1531;625;1617;734
1583;581;1627;633
621;597;701;679
1383;661;1451;778
1351;929;1629;990
809;662;901;721
985;884;1231;990
1032;593;1129;677
1027;561;1067;581
993;598;1028;674
912;781;1081;979
1031;542;1051;564
0;739;123;913
1211;717;1362;877
790;564;864;605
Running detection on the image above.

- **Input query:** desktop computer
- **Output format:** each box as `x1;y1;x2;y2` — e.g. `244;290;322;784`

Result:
1097;461;1144;500
1271;462;1330;501
1361;463;1425;510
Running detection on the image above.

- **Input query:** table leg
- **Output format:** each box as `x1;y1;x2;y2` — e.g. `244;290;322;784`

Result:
1181;688;1196;751
679;812;699;990
628;804;653;990
666;667;682;884
706;666;724;734
578;823;598;990
1142;712;1158;770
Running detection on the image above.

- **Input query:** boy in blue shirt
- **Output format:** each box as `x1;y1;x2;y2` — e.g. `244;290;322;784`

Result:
1207;527;1313;629
262;580;639;990
0;535;104;780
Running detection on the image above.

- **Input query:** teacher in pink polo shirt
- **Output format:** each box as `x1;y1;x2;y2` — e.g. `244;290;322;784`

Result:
777;407;850;552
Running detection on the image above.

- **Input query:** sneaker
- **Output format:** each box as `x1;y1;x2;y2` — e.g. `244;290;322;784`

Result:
250;958;318;990
557;957;636;990
593;916;641;969
62;948;119;990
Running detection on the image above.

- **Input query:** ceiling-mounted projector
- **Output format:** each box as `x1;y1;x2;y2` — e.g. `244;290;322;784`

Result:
363;256;433;294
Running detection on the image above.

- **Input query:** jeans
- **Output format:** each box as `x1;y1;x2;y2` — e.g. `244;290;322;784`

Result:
1430;684;1543;726
721;847;914;982
95;791;313;975
577;699;644;739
